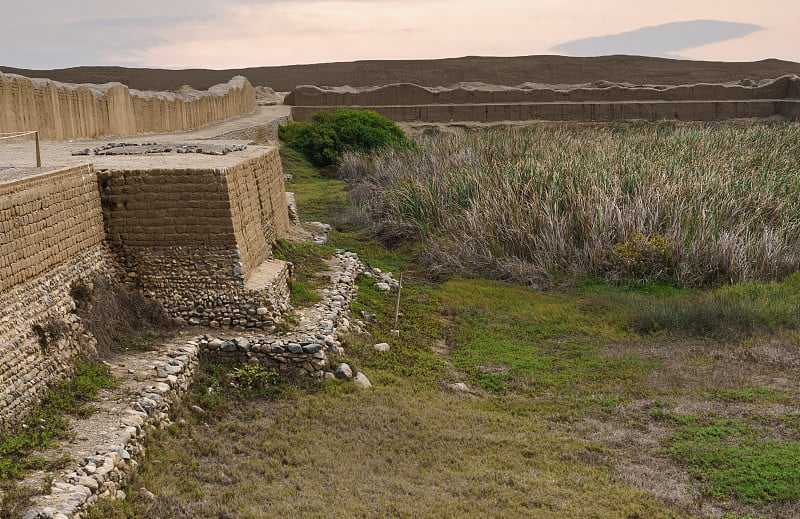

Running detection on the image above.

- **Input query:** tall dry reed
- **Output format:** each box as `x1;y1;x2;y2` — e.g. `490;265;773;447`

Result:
340;122;800;286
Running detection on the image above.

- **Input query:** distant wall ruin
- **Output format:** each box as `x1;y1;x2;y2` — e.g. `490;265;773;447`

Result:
0;73;257;140
288;75;800;123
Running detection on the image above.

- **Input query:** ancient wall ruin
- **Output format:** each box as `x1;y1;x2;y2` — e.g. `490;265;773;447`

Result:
0;146;291;427
100;148;291;330
0;73;257;140
288;75;800;123
0;165;113;428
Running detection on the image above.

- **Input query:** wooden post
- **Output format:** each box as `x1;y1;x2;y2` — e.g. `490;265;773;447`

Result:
34;131;41;167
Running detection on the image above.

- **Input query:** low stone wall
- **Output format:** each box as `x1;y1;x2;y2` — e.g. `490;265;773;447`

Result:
0;165;113;428
23;342;200;519
199;250;361;378
0;73;256;140
99;148;291;330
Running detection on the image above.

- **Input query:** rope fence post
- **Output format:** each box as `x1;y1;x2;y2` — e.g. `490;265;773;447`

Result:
34;131;41;167
0;130;41;167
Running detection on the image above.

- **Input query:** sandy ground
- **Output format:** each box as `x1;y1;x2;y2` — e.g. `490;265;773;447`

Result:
0;105;290;175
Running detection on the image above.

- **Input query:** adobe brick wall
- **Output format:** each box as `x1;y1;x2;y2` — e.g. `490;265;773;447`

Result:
0;73;257;140
291;100;786;124
287;76;794;106
288;75;800;123
100;148;291;330
226;147;292;275
0;165;113;428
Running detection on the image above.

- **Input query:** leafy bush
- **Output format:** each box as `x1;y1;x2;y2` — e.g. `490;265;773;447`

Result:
279;109;410;167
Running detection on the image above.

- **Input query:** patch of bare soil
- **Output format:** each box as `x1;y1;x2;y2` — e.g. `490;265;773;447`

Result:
574;333;800;519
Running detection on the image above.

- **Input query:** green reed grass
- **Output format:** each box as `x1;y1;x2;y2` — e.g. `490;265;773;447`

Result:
341;122;800;286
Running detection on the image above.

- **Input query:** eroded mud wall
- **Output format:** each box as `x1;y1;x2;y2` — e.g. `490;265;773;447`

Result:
0;73;256;140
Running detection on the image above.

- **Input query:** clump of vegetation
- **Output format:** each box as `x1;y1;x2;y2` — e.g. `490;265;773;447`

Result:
629;272;800;338
0;360;117;479
279;109;411;167
340;122;800;287
661;414;800;504
71;275;175;355
228;364;281;399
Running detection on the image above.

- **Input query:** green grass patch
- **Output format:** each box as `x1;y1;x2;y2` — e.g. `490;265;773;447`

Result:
629;273;800;338
0;360;117;479
273;239;335;307
664;415;800;504
439;279;653;412
281;147;349;223
710;387;794;404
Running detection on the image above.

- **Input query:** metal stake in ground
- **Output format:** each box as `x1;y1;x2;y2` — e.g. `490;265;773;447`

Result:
391;272;403;336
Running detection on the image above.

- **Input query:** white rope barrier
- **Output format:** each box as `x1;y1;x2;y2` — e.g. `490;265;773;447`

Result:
0;130;42;166
0;131;38;140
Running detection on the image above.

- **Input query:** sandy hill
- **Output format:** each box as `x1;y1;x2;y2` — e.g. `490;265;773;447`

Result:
3;55;800;92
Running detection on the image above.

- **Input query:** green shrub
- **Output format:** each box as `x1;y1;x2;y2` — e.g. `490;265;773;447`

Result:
279;109;410;167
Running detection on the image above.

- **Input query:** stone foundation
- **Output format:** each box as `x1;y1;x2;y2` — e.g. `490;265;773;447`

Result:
0;164;113;428
99;147;291;330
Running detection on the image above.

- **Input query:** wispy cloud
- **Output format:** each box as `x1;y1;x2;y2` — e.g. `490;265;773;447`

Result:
552;20;763;59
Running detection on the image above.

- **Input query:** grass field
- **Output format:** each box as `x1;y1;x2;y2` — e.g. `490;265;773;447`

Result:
88;125;800;519
341;122;800;287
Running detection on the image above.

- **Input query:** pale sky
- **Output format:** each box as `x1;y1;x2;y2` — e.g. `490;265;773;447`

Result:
1;0;797;69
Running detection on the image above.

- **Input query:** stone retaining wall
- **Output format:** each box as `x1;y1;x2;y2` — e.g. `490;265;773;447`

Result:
0;73;257;140
199;250;361;378
0;165;113;428
99;148;291;330
23;342;200;519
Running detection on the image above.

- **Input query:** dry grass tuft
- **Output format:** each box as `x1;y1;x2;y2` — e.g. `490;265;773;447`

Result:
341;122;800;286
71;275;175;356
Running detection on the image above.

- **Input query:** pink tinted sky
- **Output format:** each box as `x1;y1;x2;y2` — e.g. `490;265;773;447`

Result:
113;0;799;68
1;0;797;69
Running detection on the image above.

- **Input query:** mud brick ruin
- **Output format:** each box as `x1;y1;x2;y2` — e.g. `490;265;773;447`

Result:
0;73;291;428
287;75;800;123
